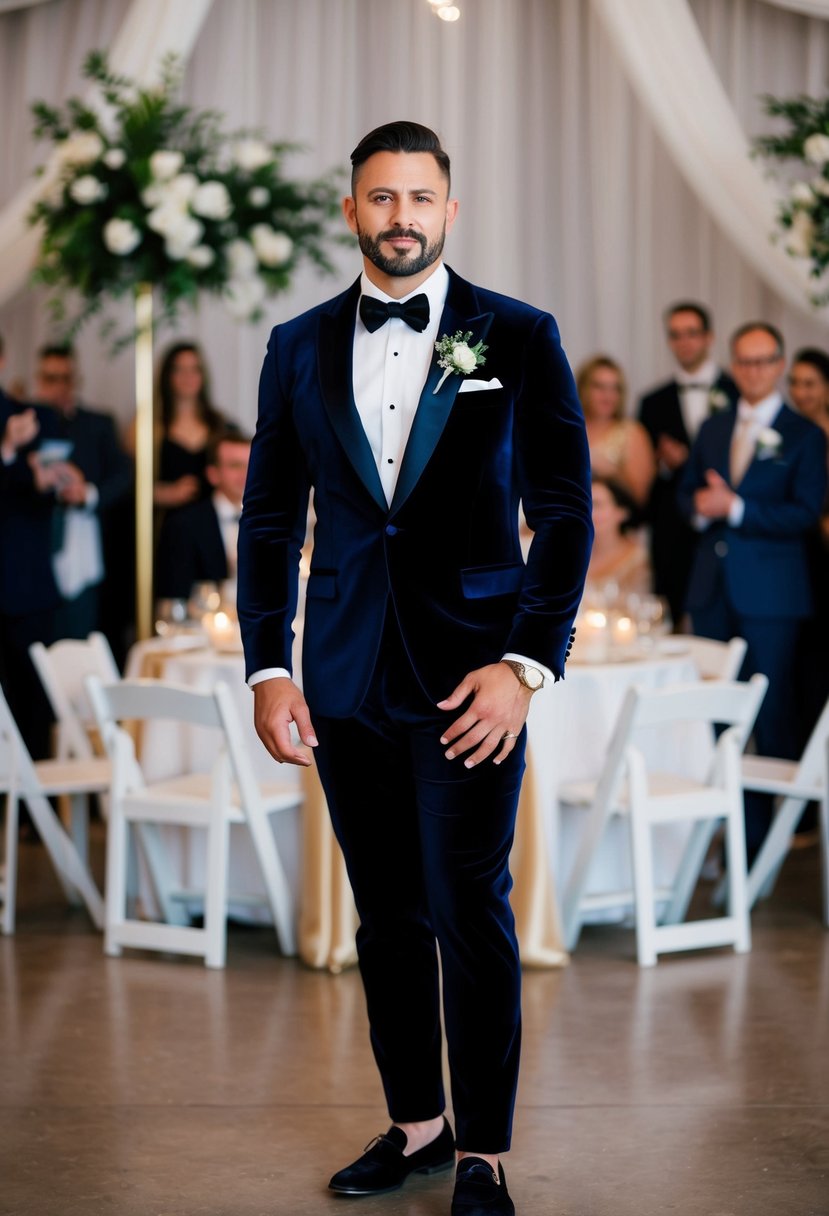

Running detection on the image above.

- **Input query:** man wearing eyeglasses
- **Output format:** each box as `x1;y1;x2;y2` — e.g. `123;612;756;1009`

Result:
638;302;738;628
678;322;827;858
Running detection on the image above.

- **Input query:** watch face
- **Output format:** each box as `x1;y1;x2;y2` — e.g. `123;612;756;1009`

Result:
524;666;544;689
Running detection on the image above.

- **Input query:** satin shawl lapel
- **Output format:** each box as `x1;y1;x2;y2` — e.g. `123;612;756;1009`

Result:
390;288;494;515
318;281;387;513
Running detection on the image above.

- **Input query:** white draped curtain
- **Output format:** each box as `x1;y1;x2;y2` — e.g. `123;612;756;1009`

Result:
0;0;827;433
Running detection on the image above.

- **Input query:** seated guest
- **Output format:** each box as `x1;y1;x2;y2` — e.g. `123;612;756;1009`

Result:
585;476;652;601
638;301;738;628
33;344;133;641
156;431;250;600
576;354;655;507
151;341;235;510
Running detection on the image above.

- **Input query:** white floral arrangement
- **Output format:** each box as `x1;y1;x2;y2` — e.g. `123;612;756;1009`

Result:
756;94;829;304
29;52;340;337
433;330;488;394
755;427;783;460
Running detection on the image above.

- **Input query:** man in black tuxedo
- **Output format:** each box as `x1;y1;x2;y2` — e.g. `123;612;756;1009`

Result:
638;302;737;626
239;122;593;1215
33;345;132;642
156;432;250;600
0;336;64;758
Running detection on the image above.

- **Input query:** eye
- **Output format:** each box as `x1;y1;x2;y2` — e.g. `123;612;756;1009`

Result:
371;193;392;203
415;195;432;203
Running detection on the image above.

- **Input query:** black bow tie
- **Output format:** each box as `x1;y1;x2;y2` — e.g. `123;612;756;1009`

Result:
359;293;430;334
679;382;709;392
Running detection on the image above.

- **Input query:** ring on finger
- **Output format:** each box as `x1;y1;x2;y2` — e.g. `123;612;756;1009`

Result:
501;730;519;740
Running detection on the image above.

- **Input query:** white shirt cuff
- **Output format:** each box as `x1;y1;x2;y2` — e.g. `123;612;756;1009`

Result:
84;483;99;510
727;496;745;527
248;667;292;689
502;652;555;686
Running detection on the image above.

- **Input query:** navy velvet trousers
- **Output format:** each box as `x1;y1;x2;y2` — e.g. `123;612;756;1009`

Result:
310;615;525;1153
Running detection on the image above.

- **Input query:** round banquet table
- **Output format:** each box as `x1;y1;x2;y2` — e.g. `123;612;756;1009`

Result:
127;640;706;971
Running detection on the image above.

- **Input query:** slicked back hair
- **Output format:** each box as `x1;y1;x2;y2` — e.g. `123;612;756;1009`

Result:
350;121;451;193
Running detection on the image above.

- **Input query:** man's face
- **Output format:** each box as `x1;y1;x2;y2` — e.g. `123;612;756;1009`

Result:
206;441;250;506
36;355;76;412
731;329;785;405
343;151;458;290
666;310;713;373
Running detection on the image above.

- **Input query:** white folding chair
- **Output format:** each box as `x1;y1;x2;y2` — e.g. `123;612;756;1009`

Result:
87;676;301;968
0;684;107;934
682;636;747;682
740;695;829;925
559;675;768;966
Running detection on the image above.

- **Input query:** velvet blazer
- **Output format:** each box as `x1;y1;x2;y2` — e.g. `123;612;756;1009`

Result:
677;402;827;618
238;267;594;718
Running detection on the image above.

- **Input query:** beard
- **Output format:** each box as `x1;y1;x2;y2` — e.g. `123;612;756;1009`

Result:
356;223;445;277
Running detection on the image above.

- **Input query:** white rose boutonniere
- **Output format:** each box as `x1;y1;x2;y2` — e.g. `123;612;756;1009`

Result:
708;388;731;414
433;330;489;394
756;428;783;460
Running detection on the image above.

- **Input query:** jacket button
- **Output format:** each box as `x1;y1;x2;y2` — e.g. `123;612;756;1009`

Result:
385;525;398;537
714;540;728;557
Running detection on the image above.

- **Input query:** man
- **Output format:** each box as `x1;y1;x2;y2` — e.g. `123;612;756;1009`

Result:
238;122;592;1216
33;345;132;641
156;431;250;600
678;322;827;857
0;334;63;759
639;302;738;626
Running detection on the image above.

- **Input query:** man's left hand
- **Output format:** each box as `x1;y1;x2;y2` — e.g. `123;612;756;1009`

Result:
437;662;534;768
54;462;89;505
694;469;735;519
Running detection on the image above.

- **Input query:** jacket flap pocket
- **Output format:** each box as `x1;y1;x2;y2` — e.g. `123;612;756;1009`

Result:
461;562;524;599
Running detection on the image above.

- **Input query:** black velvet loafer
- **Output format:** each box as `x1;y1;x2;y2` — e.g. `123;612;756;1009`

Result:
328;1117;455;1196
451;1157;515;1215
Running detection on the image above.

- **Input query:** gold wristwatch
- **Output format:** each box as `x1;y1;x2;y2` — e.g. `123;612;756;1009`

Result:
502;659;544;691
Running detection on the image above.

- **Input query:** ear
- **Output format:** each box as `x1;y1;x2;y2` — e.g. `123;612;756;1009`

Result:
205;465;219;488
342;195;358;236
445;197;459;234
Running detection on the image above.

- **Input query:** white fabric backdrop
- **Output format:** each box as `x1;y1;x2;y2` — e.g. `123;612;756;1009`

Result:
1;0;828;435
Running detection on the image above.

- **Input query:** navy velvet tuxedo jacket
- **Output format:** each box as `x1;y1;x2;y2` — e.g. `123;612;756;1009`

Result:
238;267;594;718
677;402;827;618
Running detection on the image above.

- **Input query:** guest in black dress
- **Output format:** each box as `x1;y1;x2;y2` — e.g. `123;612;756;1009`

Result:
152;341;234;510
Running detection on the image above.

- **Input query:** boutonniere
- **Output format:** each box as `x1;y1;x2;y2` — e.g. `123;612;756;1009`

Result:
433;330;488;394
708;388;731;414
756;427;783;459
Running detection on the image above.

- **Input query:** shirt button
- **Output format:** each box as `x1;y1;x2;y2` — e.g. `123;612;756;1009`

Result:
385;525;398;537
389;404;396;410
714;540;728;557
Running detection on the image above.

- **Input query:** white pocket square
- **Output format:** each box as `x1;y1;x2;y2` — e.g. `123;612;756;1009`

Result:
458;377;503;393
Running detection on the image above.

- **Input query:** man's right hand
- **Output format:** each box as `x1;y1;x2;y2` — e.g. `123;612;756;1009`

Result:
1;408;39;461
657;434;689;471
253;677;318;766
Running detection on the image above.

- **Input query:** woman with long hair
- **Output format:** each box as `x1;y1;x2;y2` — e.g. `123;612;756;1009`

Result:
153;341;232;508
576;354;655;507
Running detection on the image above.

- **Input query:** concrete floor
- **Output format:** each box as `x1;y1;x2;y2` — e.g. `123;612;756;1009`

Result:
2;831;827;1216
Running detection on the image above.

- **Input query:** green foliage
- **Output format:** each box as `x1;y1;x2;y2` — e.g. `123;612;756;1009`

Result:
29;50;343;341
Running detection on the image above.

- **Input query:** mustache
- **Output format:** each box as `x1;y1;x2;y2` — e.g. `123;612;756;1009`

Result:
379;227;426;245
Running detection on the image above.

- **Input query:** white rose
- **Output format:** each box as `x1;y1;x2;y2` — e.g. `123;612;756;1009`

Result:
248;186;270;208
786;209;815;258
163;215;205;259
790;181;815;207
191;180;232;221
103;218;142;256
226;238;258;277
58;130;104;166
251;224;293;267
811;176;829;198
69;174;107;204
757;427;782;448
150;150;185;181
187;245;216;269
147;202;183;236
233;138;273;172
141;182;167;208
804;133;829;167
167;172;199;204
451;343;478;373
103;148;126;170
223;274;266;320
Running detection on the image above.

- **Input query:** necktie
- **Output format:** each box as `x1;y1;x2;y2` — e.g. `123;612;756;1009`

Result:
359;293;430;334
729;406;756;486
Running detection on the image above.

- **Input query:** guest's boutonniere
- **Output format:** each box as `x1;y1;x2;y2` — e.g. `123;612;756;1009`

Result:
756;427;783;460
433;330;488;394
708;388;731;414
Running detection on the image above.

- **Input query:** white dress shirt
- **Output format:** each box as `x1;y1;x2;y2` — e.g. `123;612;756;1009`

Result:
249;261;552;689
213;491;241;578
676;358;720;441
